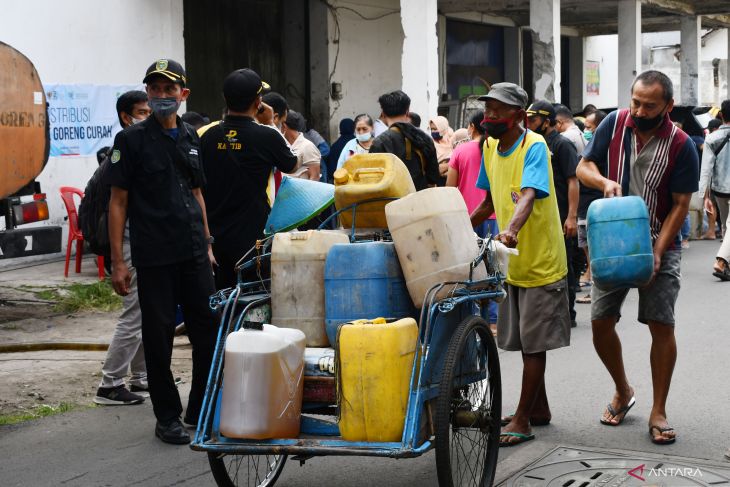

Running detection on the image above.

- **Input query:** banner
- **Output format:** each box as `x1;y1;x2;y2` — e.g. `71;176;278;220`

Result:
585;61;600;96
44;84;143;157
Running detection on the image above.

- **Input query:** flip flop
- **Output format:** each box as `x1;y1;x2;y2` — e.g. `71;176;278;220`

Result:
579;280;592;288
576;294;592;304
501;413;551;427
713;267;730;281
499;432;535;447
649;424;676;445
600;396;636;426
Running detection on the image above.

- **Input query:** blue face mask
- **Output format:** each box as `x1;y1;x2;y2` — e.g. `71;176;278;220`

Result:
583;129;594;141
149;97;180;118
431;131;443;141
356;132;372;143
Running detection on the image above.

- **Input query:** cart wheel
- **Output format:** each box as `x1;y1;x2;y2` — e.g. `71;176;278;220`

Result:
208;452;287;487
434;315;501;487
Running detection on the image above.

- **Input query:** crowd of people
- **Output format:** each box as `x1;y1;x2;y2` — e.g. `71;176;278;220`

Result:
85;57;729;458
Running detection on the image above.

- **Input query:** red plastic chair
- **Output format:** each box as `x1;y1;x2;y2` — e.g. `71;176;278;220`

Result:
59;186;104;280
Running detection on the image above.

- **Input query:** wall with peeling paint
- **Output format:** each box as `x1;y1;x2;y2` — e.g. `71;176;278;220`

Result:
0;0;184;264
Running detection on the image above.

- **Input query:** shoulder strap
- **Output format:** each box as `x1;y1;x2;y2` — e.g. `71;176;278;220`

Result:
712;131;730;156
389;125;426;175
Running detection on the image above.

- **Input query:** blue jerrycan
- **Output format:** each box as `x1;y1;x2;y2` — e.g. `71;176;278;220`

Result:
586;196;653;289
324;241;415;346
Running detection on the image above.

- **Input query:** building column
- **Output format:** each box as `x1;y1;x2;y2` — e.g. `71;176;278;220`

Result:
569;37;584;111
680;16;701;105
504;27;523;86
617;0;641;107
400;0;439;126
530;0;560;102
308;0;331;138
727;28;730;100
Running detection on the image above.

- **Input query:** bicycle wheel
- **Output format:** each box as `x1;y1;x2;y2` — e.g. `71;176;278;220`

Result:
434;315;501;487
208;452;287;487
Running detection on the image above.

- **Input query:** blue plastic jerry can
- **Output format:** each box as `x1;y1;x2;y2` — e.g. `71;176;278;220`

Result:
586;196;654;290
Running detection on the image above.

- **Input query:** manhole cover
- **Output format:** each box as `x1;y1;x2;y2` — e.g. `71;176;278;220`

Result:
498;446;730;486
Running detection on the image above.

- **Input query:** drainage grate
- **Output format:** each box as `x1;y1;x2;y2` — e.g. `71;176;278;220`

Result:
498;446;730;486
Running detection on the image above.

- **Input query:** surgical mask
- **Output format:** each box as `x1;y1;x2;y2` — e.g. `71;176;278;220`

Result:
356;132;372;143
431;131;443;141
583;129;593;141
129;116;145;126
482;117;514;138
149;97;180;118
631;106;667;132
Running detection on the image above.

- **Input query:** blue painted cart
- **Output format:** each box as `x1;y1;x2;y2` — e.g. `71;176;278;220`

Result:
191;206;505;487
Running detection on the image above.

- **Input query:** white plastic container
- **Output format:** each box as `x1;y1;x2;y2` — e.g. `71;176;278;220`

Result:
219;324;306;439
385;187;487;308
271;230;350;346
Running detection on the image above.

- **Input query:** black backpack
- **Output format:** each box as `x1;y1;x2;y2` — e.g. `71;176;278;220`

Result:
78;151;112;258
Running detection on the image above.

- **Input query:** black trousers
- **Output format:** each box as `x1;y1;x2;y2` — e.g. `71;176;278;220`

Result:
564;237;577;322
136;253;217;423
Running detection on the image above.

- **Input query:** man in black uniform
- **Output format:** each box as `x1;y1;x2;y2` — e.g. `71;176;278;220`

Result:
527;100;580;327
199;68;298;290
108;59;217;444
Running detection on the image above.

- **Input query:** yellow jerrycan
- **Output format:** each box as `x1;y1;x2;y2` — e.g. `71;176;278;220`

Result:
333;153;416;229
337;317;418;442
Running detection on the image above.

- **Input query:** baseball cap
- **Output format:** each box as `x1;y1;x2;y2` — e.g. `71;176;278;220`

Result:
526;100;556;121
285;110;307;132
143;59;186;86
222;68;271;110
478;82;529;109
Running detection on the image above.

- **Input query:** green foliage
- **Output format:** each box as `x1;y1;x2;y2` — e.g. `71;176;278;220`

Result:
31;281;122;313
0;402;79;425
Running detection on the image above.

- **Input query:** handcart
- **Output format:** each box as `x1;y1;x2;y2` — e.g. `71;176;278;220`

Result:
191;201;506;487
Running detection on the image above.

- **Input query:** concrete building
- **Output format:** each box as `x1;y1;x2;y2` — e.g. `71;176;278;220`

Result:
1;0;730;264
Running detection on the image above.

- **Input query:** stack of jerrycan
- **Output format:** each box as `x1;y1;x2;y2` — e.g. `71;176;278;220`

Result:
337;317;418;442
324;241;415;345
587;196;654;289
385;187;487;308
219;324;306;439
333;153;415;229
271;230;350;346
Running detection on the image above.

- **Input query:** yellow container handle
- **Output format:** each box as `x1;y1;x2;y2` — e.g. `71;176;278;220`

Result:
353;167;385;181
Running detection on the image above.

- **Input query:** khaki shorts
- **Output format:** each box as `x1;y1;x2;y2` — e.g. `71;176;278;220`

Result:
497;278;572;354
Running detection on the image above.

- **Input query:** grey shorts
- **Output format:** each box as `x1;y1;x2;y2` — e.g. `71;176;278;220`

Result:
577;220;588;248
591;251;681;326
497;278;571;354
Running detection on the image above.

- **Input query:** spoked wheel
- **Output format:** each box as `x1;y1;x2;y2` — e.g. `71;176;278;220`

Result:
434;315;502;487
208;452;287;487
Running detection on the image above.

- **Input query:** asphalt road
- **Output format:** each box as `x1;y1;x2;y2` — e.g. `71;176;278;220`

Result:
1;239;728;486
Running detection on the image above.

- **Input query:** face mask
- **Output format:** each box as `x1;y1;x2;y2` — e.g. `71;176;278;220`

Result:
631;106;667;132
356;132;372;143
149;97;180;118
583;129;593;141
533;120;547;136
129;116;145;126
482;117;514;138
431;131;443;141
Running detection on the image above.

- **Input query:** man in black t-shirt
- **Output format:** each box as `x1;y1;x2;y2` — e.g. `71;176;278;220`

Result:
199;68;297;289
369;90;440;190
527;100;579;327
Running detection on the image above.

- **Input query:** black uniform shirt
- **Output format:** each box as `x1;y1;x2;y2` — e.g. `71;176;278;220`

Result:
545;130;579;224
198;116;297;256
107;115;207;268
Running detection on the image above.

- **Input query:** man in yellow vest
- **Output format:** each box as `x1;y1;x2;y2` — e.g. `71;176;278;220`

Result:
471;83;571;447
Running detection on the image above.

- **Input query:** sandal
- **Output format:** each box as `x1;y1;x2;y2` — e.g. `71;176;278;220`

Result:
713;266;730;282
576;294;591;304
600;396;635;426
499;431;535;447
649;424;676;445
